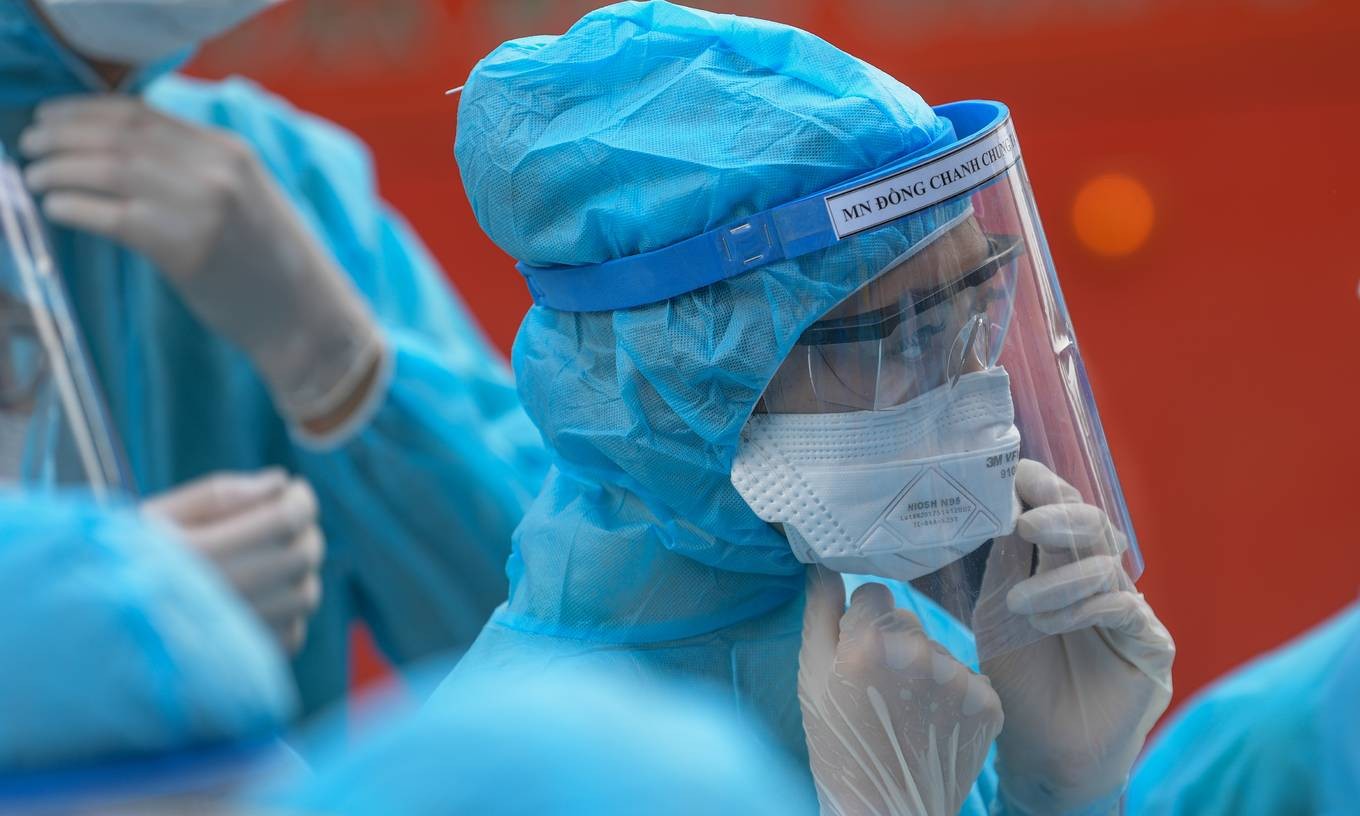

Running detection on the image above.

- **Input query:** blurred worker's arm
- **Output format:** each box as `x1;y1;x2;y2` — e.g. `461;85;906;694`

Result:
22;87;548;671
258;117;549;667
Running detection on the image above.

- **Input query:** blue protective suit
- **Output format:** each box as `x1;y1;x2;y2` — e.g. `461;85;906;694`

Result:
263;663;818;815
437;5;998;810
1130;601;1360;816
0;490;294;771
0;5;548;715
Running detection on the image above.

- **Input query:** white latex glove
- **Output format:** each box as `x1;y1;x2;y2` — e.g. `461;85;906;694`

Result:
19;96;384;430
800;565;1004;816
973;459;1174;815
144;469;324;655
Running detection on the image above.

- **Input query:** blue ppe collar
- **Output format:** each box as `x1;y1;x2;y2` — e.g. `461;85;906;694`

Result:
517;99;1019;313
0;736;282;807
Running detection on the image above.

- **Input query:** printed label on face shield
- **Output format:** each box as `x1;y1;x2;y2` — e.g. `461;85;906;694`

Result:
825;120;1020;240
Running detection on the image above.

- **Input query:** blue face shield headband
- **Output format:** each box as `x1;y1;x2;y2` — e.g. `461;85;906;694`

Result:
516;100;1018;313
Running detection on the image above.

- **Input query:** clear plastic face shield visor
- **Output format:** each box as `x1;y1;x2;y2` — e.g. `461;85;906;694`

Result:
728;109;1141;661
0;156;131;500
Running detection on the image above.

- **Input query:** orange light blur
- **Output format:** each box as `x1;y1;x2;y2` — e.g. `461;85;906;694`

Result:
1073;173;1156;258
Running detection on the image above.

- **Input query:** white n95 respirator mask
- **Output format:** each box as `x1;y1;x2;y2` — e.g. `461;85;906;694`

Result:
38;0;282;66
731;367;1022;581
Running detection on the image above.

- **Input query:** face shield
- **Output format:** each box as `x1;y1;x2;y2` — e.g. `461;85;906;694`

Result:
0;157;131;500
514;101;1139;661
733;105;1138;659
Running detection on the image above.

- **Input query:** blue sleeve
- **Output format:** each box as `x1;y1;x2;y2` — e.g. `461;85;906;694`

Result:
1127;691;1318;816
293;208;548;664
1127;606;1360;815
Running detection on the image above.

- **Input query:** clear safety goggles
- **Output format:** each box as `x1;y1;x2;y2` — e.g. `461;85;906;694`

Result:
0;156;132;500
760;228;1023;413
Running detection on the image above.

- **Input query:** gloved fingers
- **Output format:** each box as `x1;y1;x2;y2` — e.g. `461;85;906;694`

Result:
800;566;846;688
271;614;311;656
25;98;216;177
254;571;323;630
192;480;319;559
27;148;187;205
1033;591;1175;681
830;583;898;677
33;95;150;129
958;664;1004;721
40;191;183;266
39;192;130;240
143;468;288;527
1014;458;1084;509
1029;588;1155;644
842;581;896;633
24;155;133;197
1005;554;1132;616
19;107;134;159
219;525;325;595
1017;502;1127;564
22;98;185;169
803;565;846;645
877;608;933;674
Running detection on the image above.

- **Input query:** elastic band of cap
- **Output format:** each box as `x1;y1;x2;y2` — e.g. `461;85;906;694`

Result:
516;100;1015;313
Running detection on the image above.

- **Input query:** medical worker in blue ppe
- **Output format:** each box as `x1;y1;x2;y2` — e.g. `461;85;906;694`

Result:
442;2;1173;815
0;491;296;812
1129;601;1359;815
260;662;819;816
0;0;548;713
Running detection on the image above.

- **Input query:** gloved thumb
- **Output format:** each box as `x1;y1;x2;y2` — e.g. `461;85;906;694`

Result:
144;468;289;527
801;565;845;661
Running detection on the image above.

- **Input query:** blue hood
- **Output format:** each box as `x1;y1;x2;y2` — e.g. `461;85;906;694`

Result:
457;1;962;641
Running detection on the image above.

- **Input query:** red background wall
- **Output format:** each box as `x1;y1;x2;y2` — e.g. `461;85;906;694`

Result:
188;0;1360;714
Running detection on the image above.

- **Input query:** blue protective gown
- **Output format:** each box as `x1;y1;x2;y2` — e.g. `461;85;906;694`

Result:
1129;601;1360;816
263;664;819;816
0;490;294;771
435;4;1000;811
0;5;548;715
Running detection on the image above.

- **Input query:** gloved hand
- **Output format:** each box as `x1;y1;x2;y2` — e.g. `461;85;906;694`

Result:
973;459;1174;815
19;96;385;432
800;565;1004;816
144;469;324;655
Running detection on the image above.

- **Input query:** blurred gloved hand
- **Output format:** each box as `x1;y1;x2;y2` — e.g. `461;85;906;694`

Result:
973;459;1174;815
800;565;1004;816
19;96;384;430
144;469;324;655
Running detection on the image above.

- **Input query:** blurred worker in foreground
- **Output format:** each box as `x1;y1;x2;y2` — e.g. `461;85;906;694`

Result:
0;491;297;814
1;0;548;714
441;2;1173;813
0;490;811;815
1129;601;1359;815
260;662;818;816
